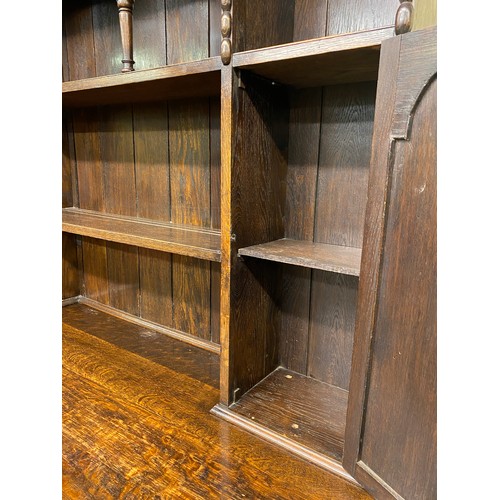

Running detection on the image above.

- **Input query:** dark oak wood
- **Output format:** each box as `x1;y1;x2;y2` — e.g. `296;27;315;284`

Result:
116;0;135;72
62;58;222;107
239;238;362;275
229;367;348;462
62;233;80;300
63;313;371;499
233;28;393;88
344;27;437;499
93;0;123;76
62;208;222;262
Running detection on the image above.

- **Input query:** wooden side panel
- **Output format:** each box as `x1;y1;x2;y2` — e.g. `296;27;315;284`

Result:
228;73;289;402
344;28;437;499
326;0;399;34
166;0;209;64
63;1;96;80
92;1;122;76
210;97;221;230
134;0;167;70
357;78;436;500
62;115;74;209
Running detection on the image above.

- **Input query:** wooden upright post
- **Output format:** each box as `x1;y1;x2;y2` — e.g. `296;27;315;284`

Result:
117;0;135;72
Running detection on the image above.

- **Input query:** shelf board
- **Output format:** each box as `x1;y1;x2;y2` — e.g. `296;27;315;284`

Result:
226;367;348;463
238;239;361;276
62;208;221;262
62;57;222;107
233;27;394;88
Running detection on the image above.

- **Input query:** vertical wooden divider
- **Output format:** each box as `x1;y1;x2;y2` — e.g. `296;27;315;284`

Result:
219;63;233;405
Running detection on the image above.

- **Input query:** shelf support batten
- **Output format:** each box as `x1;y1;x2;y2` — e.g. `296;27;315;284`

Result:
117;0;135;72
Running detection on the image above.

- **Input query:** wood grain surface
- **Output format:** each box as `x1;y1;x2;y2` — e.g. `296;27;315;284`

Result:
239;238;361;275
230;367;348;462
233;28;393;88
62;208;221;262
63;305;372;499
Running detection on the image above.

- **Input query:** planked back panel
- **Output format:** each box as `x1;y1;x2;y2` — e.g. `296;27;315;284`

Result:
63;1;221;343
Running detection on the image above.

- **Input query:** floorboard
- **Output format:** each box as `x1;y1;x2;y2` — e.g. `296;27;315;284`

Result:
62;304;372;499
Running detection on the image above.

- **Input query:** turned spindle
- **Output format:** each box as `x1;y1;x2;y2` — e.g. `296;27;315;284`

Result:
221;0;232;65
117;0;135;72
395;0;414;35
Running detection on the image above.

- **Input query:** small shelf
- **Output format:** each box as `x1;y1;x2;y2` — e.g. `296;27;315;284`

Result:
233;26;394;88
238;239;361;276
62;208;221;262
227;367;348;462
62;57;222;107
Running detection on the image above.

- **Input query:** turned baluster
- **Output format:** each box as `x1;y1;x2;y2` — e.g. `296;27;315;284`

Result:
117;0;135;72
395;0;414;35
221;0;232;65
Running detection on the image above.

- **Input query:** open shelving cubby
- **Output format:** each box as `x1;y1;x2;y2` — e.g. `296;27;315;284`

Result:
212;0;402;478
62;0;222;354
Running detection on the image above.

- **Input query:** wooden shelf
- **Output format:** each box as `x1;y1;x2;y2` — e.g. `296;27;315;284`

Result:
238;239;361;276
62;57;222;107
233;27;394;88
219;367;348;463
62;208;221;262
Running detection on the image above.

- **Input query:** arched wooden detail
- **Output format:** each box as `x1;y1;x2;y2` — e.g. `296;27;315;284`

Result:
117;0;135;72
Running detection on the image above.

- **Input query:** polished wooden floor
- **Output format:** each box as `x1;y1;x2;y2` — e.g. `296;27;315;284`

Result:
63;304;371;499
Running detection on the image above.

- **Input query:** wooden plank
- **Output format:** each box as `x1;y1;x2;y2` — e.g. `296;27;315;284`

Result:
63;233;80;300
239;239;361;276
133;102;170;222
241;0;294;51
92;0;122;76
230;367;348;462
210;262;221;345
210;96;221;230
209;0;221;57
326;0;399;35
293;0;329;41
62;58;222;107
81;236;109;305
308;272;358;389
62;114;73;208
133;0;167;70
138;248;173;327
62;208;222;262
315;82;375;248
233;28;393;88
63;1;95;80
106;242;140;316
280;86;322;374
73;108;105;212
172;255;212;340
166;0;209;64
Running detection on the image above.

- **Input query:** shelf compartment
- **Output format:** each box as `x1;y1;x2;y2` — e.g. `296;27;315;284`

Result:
62;208;221;262
62;57;222;107
215;367;348;464
232;27;393;88
238;239;361;276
